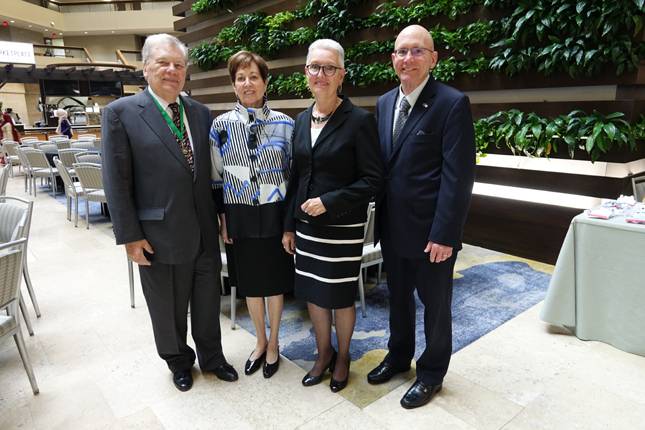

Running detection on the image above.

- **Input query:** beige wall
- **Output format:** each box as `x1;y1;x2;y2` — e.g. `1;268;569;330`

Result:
0;26;44;44
64;35;138;63
0;1;177;35
0;83;42;127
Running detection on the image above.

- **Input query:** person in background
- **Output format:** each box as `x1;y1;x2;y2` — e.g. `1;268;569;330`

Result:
1;108;21;142
55;108;73;139
210;50;294;378
368;25;476;409
283;39;383;393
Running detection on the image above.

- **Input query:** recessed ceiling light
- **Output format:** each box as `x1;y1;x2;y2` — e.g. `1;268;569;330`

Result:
84;31;88;34
111;31;115;33
10;20;15;23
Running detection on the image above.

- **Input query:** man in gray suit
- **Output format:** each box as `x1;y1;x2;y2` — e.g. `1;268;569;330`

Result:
102;34;237;392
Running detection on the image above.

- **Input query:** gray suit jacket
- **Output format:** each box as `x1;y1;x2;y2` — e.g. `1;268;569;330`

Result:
102;89;220;266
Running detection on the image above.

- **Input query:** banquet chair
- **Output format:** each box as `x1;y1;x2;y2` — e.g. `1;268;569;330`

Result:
218;235;238;329
0;164;11;196
3;141;22;177
58;148;88;176
20;137;37;145
633;174;645;203
54;157;85;227
77;134;96;140
75;153;102;165
37;143;57;153
54;140;71;150
357;202;382;318
16;147;33;194
73;162;107;229
22;148;60;196
0;197;40;331
70;141;96;151
0;238;39;394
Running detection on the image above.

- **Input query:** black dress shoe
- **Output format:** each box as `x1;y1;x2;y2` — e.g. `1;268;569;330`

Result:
367;359;410;385
263;356;280;379
212;363;239;382
330;359;350;393
172;369;193;392
244;350;266;375
302;349;337;387
400;380;442;409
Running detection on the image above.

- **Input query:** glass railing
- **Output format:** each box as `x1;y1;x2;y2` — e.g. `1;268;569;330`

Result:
33;43;94;62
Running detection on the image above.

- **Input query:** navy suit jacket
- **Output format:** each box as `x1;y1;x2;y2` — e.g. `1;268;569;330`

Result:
102;89;220;265
375;77;476;259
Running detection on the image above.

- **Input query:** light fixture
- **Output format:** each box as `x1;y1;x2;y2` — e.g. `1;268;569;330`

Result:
28;24;32;28
10;20;15;23
84;31;88;34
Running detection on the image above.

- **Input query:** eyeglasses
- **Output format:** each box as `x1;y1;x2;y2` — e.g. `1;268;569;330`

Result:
305;64;342;77
393;47;433;58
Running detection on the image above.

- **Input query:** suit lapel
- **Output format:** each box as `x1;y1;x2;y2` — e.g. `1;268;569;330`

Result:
138;89;192;174
381;90;396;160
300;105;314;157
312;97;351;153
388;78;436;164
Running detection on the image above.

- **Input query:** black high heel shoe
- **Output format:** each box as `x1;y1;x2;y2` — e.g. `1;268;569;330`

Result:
263;348;280;379
244;349;266;375
330;359;350;393
302;349;337;387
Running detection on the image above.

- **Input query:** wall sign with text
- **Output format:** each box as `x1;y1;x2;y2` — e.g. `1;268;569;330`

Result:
0;41;36;65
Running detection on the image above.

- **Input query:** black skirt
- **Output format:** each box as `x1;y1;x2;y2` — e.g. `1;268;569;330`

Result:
230;236;294;297
294;220;365;309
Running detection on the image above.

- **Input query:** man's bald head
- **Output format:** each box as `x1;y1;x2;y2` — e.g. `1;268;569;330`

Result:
392;25;438;94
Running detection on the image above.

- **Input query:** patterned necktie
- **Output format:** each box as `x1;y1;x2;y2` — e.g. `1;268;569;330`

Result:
168;102;194;171
392;96;411;145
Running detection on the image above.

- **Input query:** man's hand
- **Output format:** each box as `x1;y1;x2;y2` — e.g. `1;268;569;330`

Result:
301;198;326;217
126;239;154;266
424;241;453;263
282;232;296;255
218;213;233;244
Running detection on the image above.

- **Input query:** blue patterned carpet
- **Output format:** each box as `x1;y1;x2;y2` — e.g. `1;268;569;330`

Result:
232;255;552;407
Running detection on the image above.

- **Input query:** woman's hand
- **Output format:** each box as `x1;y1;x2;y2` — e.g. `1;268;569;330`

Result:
301;197;327;217
219;213;233;244
282;232;296;255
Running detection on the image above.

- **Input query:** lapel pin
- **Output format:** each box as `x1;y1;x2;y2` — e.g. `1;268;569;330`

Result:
422;103;429;108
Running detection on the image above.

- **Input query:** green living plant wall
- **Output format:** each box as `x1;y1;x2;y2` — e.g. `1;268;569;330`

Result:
475;110;644;162
190;0;645;88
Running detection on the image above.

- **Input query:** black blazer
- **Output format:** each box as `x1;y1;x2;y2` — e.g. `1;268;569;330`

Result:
284;97;383;230
102;89;220;265
375;77;476;258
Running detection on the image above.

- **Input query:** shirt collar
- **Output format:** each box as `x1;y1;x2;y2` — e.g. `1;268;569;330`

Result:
148;86;180;110
397;74;430;110
234;97;271;123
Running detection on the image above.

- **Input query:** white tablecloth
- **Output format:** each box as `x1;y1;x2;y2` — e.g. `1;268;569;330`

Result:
540;213;645;356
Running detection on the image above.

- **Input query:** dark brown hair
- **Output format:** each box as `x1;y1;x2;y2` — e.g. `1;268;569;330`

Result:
227;51;269;83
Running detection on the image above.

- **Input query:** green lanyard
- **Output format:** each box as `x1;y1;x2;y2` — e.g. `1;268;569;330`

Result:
151;95;185;141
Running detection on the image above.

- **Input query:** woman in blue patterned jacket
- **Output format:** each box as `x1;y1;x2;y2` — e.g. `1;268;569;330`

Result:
210;51;294;379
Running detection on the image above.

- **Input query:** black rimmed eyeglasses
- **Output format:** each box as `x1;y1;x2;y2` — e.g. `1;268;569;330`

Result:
393;47;433;58
305;64;342;77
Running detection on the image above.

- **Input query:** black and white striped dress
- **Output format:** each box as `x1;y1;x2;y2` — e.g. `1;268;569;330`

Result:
294;220;365;309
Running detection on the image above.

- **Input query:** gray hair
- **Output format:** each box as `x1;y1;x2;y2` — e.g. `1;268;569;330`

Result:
306;39;345;68
142;33;188;65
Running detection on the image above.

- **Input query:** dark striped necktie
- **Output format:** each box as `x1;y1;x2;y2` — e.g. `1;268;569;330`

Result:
168;102;194;171
392;96;410;146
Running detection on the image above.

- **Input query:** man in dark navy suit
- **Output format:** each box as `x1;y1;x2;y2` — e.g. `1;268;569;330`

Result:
368;25;476;409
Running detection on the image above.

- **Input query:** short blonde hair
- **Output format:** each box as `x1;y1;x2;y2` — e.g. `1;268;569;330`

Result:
306;39;345;68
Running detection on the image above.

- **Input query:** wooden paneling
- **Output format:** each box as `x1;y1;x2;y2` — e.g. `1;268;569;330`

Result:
463;195;578;264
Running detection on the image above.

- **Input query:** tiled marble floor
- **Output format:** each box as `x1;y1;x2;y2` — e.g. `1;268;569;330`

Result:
1;174;645;430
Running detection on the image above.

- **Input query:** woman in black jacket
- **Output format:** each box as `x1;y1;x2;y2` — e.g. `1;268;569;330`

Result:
282;39;383;392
